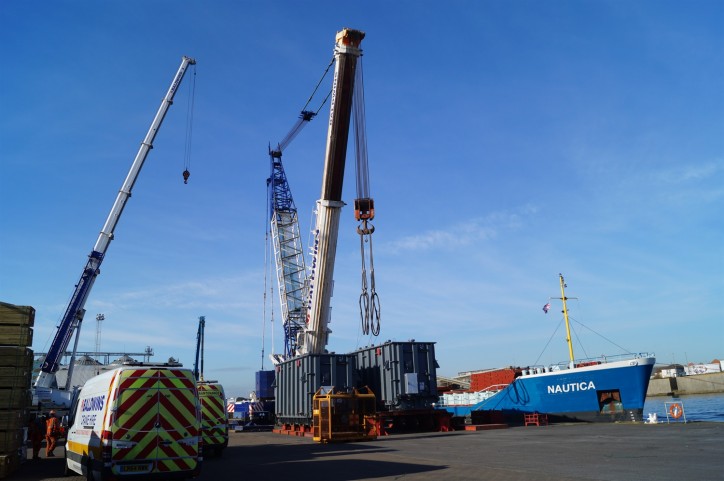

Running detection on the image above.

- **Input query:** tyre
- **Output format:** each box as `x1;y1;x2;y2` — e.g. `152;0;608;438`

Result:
86;459;95;481
62;450;70;476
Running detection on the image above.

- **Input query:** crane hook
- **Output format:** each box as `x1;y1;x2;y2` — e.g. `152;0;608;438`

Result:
182;169;190;184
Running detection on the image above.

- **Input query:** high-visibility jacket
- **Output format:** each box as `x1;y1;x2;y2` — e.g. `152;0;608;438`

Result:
46;416;60;436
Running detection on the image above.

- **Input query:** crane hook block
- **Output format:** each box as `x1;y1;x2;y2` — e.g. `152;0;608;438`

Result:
183;169;190;184
354;198;375;221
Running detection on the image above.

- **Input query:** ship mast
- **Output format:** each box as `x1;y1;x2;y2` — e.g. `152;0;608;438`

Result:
558;274;575;363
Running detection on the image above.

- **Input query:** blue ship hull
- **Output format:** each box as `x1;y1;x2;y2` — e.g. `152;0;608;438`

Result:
440;356;655;423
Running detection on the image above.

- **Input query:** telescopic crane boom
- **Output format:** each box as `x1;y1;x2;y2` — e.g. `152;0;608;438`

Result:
193;316;205;381
299;29;365;356
34;56;196;405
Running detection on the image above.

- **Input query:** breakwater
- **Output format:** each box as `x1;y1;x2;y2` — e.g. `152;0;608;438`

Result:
647;372;724;396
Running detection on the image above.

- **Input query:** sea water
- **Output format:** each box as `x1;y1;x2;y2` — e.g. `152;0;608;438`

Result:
643;393;724;422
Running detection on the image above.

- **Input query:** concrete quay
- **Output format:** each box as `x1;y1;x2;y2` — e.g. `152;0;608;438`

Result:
14;422;724;481
648;372;724;396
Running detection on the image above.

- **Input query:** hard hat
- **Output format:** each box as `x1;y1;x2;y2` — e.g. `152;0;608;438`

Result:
49;410;56;415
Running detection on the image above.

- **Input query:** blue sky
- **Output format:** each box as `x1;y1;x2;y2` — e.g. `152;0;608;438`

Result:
2;1;722;398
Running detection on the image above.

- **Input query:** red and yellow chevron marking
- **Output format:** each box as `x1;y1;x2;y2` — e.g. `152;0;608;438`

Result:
109;369;200;474
198;383;228;447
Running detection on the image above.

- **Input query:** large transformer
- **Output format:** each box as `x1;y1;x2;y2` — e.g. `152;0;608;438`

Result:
275;341;439;426
274;353;356;426
351;341;439;411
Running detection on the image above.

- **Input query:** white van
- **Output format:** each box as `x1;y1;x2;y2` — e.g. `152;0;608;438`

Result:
64;364;202;480
197;382;228;456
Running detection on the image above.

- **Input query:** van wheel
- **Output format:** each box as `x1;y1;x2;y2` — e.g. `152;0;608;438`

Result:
214;446;224;458
62;452;70;476
86;460;95;481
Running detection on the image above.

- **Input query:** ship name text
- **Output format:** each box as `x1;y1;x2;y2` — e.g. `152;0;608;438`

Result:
547;381;596;394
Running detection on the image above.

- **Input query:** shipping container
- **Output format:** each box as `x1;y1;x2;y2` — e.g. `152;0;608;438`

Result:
275;353;355;426
255;369;275;399
351;341;439;411
469;367;519;391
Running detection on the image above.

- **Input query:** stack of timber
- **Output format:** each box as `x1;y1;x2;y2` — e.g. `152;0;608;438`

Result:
0;302;35;478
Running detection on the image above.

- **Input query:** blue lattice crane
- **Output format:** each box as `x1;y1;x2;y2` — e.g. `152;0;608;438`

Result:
268;111;316;360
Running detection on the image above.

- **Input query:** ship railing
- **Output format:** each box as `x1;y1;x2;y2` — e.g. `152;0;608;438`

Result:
571;352;655;366
567;352;655;370
521;353;655;375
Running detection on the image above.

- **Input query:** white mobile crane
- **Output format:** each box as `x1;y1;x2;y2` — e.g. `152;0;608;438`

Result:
34;56;196;409
298;28;378;356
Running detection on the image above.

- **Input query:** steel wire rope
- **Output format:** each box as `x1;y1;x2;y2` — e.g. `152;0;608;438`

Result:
534;319;564;366
359;234;370;335
352;58;380;336
302;56;335;114
569;316;634;355
262;185;271;370
276;57;335;153
569;320;590;360
353;60;370;200
182;65;196;182
571;298;634;355
367;232;381;336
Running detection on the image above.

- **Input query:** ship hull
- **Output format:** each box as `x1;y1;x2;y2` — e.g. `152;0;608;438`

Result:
441;356;655;424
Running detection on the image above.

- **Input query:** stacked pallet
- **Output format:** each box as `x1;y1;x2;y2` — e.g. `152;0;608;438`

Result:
0;302;34;479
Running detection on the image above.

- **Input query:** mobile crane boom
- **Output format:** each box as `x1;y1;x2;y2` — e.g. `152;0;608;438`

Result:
193;316;205;381
35;56;196;396
299;29;365;355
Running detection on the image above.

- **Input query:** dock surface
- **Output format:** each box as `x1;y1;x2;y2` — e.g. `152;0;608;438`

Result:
15;422;724;480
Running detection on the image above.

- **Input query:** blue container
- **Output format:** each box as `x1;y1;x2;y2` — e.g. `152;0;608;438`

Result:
255;370;275;399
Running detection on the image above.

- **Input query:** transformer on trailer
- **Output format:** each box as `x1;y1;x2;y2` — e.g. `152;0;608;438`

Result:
275;353;356;428
275;342;444;434
352;341;439;411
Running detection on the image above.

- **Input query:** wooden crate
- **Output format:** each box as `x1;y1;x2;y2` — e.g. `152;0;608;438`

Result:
0;347;33;369
0;453;20;479
0;367;31;391
0;326;32;348
0;411;25;432
0;430;22;455
0;389;31;411
0;304;34;328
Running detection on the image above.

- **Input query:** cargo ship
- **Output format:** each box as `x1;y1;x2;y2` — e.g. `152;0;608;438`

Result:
436;275;656;424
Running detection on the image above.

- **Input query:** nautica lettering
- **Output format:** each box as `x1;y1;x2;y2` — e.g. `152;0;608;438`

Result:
547;381;596;394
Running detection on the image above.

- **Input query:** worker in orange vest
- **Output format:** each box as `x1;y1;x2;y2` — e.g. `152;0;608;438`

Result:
45;410;60;457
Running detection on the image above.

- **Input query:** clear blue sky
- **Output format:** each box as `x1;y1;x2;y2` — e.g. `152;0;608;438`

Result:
2;1;722;398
